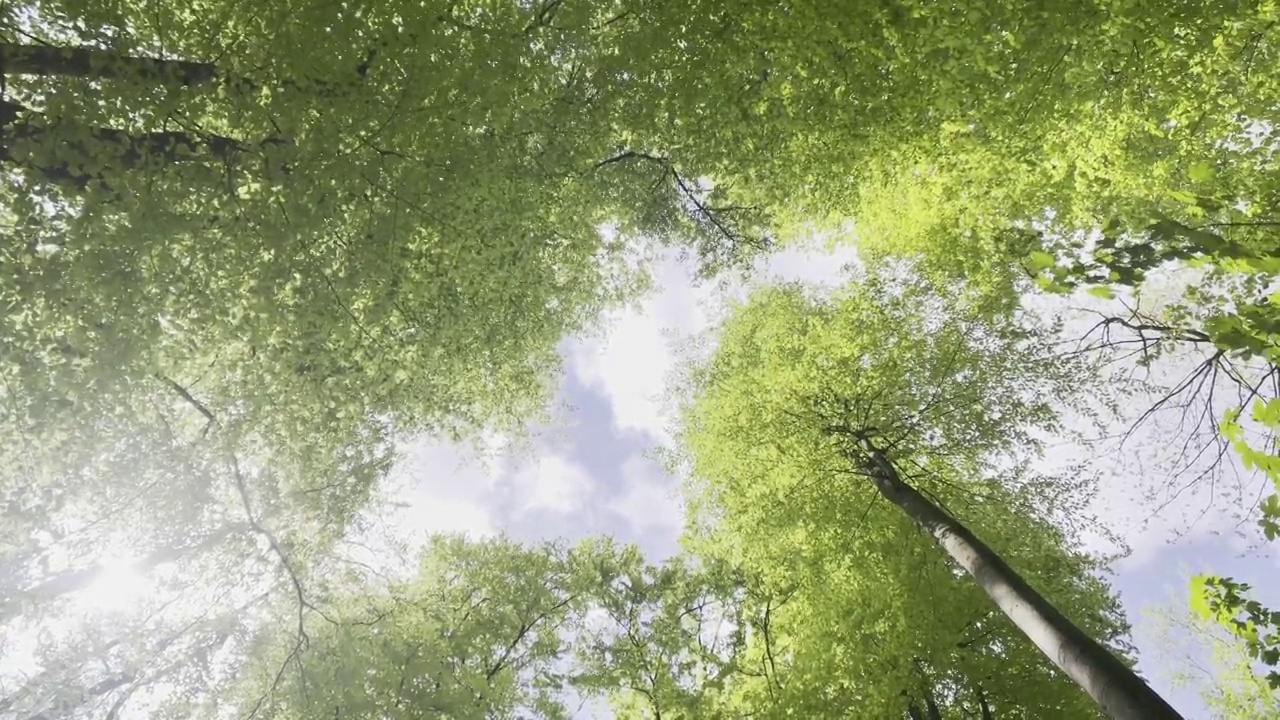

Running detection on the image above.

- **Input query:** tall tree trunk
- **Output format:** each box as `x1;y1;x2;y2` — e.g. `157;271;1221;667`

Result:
858;442;1183;720
1;99;284;189
0;41;361;94
906;700;925;720
924;689;942;720
977;687;994;720
1;43;217;85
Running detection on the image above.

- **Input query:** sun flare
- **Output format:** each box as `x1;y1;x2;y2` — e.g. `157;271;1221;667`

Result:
78;553;153;614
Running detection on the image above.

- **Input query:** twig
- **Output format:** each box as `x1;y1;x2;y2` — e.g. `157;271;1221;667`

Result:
229;456;315;718
155;372;217;437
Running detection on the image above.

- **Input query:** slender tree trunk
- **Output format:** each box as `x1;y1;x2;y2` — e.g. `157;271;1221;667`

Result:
858;442;1183;720
924;690;942;720
906;700;925;720
1;43;217;85
0;41;360;94
1;99;286;189
977;687;994;720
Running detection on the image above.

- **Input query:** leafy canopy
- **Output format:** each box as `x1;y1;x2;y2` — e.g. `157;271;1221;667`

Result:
673;265;1130;717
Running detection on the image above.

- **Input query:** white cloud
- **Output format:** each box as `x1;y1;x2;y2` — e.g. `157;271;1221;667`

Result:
381;438;501;543
566;241;862;444
608;455;684;539
567;250;719;443
567;237;1255;571
515;453;594;515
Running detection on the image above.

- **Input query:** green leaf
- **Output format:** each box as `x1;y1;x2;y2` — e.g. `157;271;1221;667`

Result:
1188;162;1217;183
1028;250;1057;271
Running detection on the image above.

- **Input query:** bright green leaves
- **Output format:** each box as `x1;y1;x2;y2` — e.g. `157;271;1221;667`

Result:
1189;162;1218;184
1221;398;1280;544
1192;575;1280;690
3;5;768;716
1198;400;1280;685
216;535;758;720
572;552;746;719
0;0;774;486
1203;302;1280;363
228;535;621;720
1261;495;1280;542
1029;250;1057;272
1149;593;1280;719
674;264;1125;717
0;2;775;672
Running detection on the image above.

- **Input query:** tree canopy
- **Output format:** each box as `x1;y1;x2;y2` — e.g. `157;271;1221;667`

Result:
0;0;766;662
673;267;1136;717
4;0;1280;716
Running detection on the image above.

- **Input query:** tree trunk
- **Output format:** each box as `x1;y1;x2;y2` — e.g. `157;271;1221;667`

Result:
1;41;359;94
924;690;942;720
906;700;925;720
1;99;286;190
977;687;994;720
1;43;217;85
859;443;1183;720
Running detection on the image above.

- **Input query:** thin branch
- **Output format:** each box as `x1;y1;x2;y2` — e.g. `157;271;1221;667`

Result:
229;456;316;719
155;373;217;436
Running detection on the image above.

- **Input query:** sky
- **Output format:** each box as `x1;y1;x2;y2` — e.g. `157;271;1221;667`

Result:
377;239;1280;719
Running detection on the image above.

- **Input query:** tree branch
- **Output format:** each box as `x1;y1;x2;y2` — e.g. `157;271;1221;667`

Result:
229;456;316;718
155;373;217;436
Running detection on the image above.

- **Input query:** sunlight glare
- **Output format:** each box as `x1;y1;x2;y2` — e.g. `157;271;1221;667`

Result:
78;553;153;614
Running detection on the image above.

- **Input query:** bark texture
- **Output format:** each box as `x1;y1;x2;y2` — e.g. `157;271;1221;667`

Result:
859;441;1183;720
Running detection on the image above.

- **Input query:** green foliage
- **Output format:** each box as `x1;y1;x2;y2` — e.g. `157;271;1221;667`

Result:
674;264;1130;717
10;0;1280;715
1149;593;1280;719
220;536;751;720
222;535;619;720
572;551;746;719
569;0;1280;299
0;0;770;677
1193;575;1280;691
0;1;775;487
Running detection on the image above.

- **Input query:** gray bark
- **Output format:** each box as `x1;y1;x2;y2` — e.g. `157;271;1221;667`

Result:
859;442;1183;720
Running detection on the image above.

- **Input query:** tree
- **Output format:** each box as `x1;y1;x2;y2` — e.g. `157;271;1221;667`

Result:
0;0;768;554
1028;196;1280;690
675;265;1178;718
209;536;747;720
6;2;1274;716
572;550;746;719
1192;575;1280;692
215;535;616;720
574;1;1277;281
0;2;769;702
1149;591;1280;719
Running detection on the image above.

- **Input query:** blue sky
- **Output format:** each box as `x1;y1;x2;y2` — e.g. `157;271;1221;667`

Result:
380;242;1280;718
